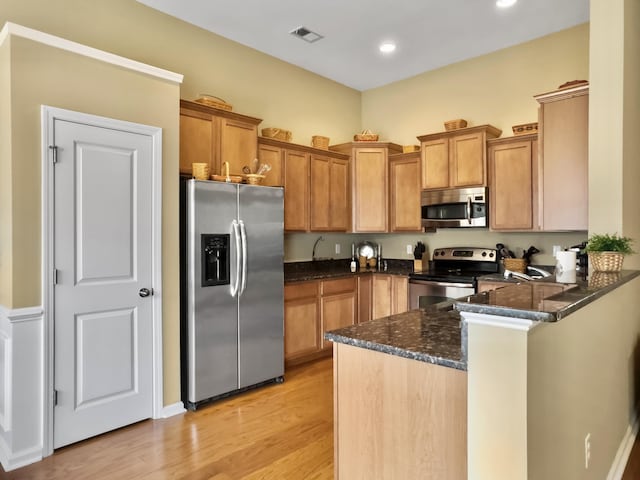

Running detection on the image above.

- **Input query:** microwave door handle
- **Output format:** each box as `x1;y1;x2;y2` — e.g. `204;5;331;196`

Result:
466;196;472;225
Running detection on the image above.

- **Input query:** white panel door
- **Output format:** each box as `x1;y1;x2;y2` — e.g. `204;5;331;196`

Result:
53;119;154;448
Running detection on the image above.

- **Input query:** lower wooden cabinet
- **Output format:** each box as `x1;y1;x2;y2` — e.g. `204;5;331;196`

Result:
284;274;408;365
320;277;357;349
476;280;510;293
371;274;409;321
284;281;320;362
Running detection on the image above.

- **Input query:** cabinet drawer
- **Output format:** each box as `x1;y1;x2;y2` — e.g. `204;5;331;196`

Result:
321;277;357;296
285;281;319;301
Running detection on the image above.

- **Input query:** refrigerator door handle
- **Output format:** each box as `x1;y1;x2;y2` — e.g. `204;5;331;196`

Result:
230;220;241;297
239;220;248;296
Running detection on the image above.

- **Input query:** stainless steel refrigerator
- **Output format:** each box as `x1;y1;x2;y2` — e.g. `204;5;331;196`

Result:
180;178;284;410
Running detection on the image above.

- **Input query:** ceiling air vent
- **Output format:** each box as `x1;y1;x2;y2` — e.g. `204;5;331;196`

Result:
289;26;323;43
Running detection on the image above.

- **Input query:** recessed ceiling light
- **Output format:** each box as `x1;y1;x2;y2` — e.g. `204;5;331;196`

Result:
379;42;396;54
496;0;517;7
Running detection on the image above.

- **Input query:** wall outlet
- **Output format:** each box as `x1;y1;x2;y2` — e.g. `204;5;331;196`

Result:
335;243;341;255
584;433;591;469
406;244;413;255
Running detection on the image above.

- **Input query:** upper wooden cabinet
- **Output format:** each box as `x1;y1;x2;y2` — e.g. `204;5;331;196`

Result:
535;83;589;231
389;151;422;232
417;125;501;190
179;100;262;177
331;142;402;232
488;134;538;231
259;137;350;232
310;154;350;231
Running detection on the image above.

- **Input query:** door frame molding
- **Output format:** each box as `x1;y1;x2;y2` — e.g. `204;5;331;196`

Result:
40;106;164;456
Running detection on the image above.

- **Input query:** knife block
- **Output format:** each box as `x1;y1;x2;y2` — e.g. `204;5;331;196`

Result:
413;253;429;272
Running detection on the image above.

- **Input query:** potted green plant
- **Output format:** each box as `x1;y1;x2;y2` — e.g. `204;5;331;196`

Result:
585;233;635;272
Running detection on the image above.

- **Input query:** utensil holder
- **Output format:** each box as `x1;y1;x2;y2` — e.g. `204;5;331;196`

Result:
503;258;527;273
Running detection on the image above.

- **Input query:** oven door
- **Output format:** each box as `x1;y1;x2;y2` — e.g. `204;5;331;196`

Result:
408;279;475;310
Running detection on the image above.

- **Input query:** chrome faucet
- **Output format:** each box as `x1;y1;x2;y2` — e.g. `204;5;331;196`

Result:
312;236;324;261
503;269;534;281
526;265;552;278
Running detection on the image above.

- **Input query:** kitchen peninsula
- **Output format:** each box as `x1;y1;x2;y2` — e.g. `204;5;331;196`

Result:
326;270;640;480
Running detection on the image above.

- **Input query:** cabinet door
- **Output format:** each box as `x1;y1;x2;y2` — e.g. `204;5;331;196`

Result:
421;138;449;189
476;281;509;293
450;132;485;187
284;150;310;231
489;139;537;230
321;292;356;349
310;155;331;231
352;148;388;232
371;274;392;320
391;276;408;314
284;282;320;360
357;275;372;324
220;118;258;177
540;93;588;231
257;143;284;187
389;155;421;232
179;110;215;175
329;158;350;231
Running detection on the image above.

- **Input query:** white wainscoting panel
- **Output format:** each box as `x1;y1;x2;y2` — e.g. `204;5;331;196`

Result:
0;305;44;471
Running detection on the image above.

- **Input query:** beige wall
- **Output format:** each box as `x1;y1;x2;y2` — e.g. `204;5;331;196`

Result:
362;24;589;146
0;0;361;147
527;277;640;479
9;35;182;404
0;40;11;307
622;0;640;268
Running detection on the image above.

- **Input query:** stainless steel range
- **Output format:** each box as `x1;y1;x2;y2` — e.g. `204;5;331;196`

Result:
408;247;499;309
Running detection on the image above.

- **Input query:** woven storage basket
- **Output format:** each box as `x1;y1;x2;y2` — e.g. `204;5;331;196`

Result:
403;145;420;153
262;128;292;142
588;252;625;272
512;122;538;136
503;258;527;273
444;119;467;131
354;129;379;141
311;135;330;149
192;163;210;180
244;174;265;185
194;94;233;111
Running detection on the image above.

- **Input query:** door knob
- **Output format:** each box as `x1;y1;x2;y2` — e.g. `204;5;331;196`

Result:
139;288;152;297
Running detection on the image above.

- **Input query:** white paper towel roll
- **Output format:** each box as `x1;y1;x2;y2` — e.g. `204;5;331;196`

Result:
555;251;577;283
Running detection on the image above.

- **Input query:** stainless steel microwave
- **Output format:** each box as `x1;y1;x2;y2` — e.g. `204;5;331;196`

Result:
421;187;487;229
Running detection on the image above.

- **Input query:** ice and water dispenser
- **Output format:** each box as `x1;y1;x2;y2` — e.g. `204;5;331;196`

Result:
201;234;230;286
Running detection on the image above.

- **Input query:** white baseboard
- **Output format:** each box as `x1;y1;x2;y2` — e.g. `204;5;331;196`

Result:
0;436;42;472
159;401;186;418
608;410;640;480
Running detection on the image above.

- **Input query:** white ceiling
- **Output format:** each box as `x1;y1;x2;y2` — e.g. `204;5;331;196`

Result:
137;0;589;91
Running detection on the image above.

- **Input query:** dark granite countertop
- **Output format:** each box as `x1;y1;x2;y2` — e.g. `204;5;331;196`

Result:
456;269;640;322
324;303;466;370
284;259;414;283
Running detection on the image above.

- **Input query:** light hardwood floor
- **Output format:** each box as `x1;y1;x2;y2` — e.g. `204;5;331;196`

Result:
3;356;640;479
2;358;334;480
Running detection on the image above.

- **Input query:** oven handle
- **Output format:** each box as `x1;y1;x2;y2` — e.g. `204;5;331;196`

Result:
409;279;474;289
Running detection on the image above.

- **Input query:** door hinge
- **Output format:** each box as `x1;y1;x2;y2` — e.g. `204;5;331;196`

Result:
53;268;59;285
53;389;58;407
49;145;58;164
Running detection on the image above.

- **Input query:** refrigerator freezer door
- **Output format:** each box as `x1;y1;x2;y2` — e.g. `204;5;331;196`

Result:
237;184;284;388
187;180;239;402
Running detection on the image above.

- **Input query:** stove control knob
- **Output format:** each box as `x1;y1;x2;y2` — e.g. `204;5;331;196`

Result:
481;251;487;257
489;252;494;258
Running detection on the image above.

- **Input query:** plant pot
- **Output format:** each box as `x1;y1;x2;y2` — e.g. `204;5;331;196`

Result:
588;251;625;272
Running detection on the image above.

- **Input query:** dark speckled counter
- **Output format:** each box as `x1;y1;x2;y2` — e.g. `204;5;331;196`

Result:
325;268;640;371
284;258;413;283
456;270;640;321
324;304;466;370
